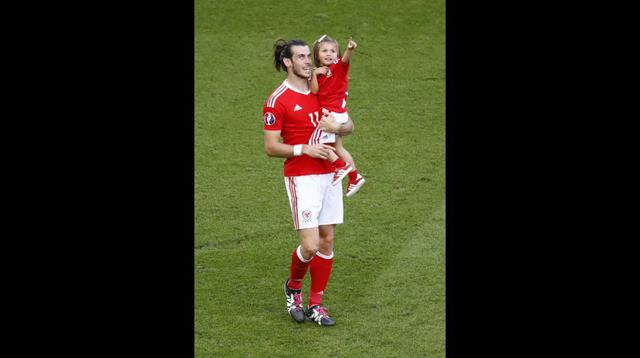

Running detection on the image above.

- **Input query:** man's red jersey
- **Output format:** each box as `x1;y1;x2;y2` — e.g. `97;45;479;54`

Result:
263;80;334;177
316;58;350;113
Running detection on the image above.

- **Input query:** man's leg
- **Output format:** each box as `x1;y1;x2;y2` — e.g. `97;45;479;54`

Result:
309;224;334;305
306;224;336;326
285;228;320;323
288;228;320;290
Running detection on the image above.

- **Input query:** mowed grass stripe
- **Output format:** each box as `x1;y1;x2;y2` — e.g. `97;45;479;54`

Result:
352;200;445;356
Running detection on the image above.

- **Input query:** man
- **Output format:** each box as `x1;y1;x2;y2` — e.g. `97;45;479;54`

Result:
263;39;354;326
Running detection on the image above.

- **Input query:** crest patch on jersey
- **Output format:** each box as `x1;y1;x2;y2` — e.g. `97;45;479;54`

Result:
264;112;276;126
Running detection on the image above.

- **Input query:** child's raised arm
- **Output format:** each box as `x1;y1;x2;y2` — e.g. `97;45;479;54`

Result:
342;37;358;64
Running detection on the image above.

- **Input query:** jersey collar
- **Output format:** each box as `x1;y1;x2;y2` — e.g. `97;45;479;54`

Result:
283;80;310;95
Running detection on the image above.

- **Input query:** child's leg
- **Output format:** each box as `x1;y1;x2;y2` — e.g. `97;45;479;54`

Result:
326;147;339;163
325;139;352;185
334;136;361;182
334;136;355;169
325;144;343;165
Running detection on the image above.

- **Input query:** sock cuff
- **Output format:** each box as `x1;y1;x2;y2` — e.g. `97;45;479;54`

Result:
296;245;313;263
315;251;334;260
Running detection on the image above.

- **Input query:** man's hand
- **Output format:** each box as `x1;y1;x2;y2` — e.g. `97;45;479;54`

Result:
347;37;357;50
303;143;336;160
318;108;340;133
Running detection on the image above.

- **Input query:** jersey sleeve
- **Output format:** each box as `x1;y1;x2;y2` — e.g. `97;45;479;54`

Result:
340;58;351;76
342;58;350;73
263;101;285;131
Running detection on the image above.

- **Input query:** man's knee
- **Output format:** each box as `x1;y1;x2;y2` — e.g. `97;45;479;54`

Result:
298;228;320;259
318;225;335;253
300;240;320;257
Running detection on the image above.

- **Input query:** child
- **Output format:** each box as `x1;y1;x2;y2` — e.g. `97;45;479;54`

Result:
309;34;365;197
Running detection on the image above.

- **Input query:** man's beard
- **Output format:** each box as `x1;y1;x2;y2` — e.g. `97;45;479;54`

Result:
293;66;310;80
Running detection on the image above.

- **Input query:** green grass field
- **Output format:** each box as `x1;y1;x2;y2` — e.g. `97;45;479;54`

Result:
196;0;445;356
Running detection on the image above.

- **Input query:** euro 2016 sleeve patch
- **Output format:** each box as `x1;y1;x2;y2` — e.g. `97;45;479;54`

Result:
264;112;276;126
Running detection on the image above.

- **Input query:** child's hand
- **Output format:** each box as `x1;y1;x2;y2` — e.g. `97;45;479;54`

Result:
314;66;329;76
347;37;357;50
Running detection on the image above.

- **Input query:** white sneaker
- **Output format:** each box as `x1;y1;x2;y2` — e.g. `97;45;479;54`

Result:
331;163;353;186
346;174;365;197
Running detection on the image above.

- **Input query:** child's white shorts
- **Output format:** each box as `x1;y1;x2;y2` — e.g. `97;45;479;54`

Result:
308;111;349;144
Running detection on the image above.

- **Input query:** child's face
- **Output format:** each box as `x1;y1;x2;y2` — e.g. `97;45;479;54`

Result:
318;42;339;66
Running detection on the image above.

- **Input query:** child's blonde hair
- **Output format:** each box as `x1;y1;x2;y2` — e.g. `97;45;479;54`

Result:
312;34;341;68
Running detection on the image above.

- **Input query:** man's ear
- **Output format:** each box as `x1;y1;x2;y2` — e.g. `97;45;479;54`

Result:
283;58;292;69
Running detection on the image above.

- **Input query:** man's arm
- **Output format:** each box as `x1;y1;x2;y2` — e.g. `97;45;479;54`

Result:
317;110;354;136
264;130;337;159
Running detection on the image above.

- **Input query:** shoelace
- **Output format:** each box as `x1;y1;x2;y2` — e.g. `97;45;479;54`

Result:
293;293;302;307
316;306;328;317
